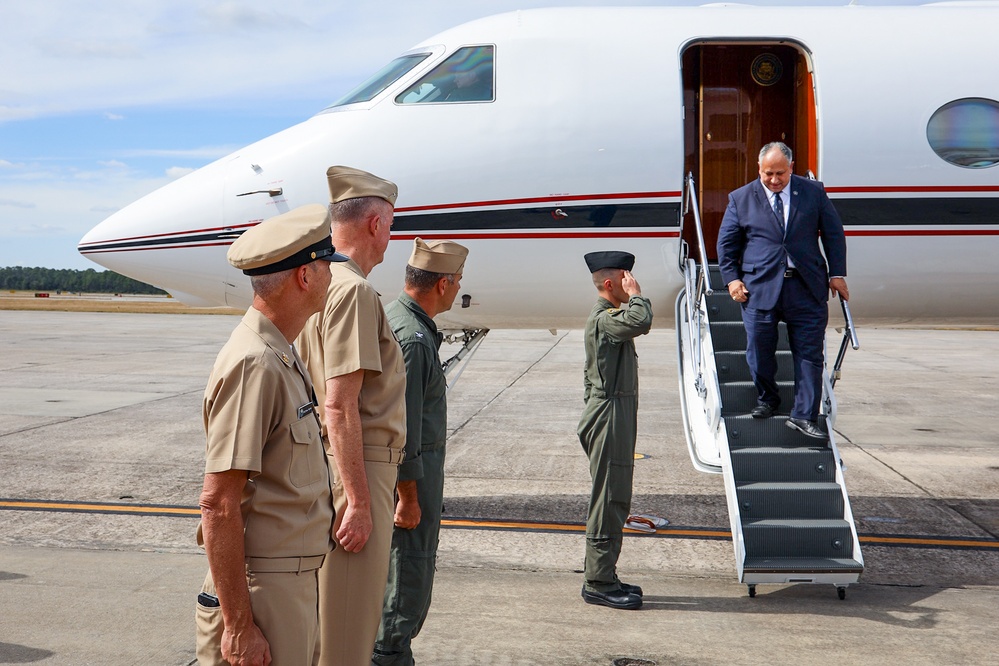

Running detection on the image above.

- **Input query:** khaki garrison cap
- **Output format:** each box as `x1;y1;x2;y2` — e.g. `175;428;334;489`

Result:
408;238;469;275
326;165;398;206
227;204;348;276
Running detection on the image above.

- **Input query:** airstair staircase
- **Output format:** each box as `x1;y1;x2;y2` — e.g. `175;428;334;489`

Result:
675;174;863;598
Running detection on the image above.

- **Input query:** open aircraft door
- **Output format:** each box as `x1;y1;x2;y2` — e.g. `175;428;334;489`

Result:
681;41;818;261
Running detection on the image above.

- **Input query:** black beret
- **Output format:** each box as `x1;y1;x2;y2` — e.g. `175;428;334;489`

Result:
584;251;635;273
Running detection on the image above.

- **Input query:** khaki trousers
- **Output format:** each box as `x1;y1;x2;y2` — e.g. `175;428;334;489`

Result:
319;458;399;666
196;567;321;665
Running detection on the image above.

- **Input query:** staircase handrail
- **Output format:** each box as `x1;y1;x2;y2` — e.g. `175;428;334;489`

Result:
831;296;860;388
682;172;714;302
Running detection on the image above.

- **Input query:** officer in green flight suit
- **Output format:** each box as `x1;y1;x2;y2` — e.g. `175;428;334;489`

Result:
373;238;469;665
578;250;653;611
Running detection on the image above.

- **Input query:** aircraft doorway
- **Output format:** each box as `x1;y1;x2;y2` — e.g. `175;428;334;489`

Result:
681;42;817;262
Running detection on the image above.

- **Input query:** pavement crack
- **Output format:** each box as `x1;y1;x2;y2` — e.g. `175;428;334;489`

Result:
449;331;571;437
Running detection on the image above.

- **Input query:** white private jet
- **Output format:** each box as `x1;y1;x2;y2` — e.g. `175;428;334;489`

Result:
78;3;999;598
79;3;999;330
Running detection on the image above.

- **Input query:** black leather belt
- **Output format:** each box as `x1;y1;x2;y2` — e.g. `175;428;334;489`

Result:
783;268;797;279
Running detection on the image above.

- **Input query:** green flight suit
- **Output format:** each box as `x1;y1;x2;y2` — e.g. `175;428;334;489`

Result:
578;294;653;592
374;293;448;666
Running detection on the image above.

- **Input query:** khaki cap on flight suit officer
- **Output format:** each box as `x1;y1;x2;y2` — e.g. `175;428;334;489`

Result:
374;237;468;665
196;204;342;666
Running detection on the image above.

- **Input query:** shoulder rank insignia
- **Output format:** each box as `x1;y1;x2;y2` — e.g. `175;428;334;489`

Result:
606;308;621;315
415;331;424;338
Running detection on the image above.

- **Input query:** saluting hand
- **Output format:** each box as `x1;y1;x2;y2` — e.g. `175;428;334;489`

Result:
621;271;642;297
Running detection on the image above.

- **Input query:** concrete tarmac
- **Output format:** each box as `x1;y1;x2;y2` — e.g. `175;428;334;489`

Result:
1;311;997;665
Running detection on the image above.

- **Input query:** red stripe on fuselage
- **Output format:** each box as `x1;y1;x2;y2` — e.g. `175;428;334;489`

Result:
77;223;257;248
827;185;999;194
395;191;682;213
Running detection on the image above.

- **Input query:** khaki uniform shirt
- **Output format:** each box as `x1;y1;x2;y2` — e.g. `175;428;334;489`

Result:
200;307;334;559
298;259;407;459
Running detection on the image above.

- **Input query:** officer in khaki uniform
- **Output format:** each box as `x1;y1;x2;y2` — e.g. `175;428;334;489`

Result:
374;238;469;666
577;251;653;611
195;204;344;666
296;166;407;666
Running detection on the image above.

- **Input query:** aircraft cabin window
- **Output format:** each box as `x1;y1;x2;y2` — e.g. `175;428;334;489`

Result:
327;54;431;107
395;45;494;104
926;97;999;169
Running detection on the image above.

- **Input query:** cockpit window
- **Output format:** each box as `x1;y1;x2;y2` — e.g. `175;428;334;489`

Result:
926;97;999;169
328;54;431;107
395;46;494;104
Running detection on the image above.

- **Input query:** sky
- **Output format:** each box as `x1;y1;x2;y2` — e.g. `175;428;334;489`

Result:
1;0;930;270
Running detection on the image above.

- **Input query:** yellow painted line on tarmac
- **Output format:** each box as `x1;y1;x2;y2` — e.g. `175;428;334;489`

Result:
859;534;999;549
3;499;998;550
0;498;200;517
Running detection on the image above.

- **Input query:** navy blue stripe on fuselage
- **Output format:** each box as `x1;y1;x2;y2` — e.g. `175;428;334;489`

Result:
393;202;681;232
78;197;999;255
79;229;248;254
834;197;999;227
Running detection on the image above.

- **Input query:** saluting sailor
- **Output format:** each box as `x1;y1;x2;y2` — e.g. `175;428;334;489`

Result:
195;204;344;666
578;250;653;611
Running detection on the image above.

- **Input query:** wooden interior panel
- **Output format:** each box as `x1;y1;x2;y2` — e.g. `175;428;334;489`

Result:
681;42;814;262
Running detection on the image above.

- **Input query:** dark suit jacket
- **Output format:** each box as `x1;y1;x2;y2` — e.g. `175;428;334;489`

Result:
716;175;847;311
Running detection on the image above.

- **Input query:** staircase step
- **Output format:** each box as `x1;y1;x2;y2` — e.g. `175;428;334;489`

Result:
736;482;844;521
709;321;789;352
706;292;743;321
730;446;837;483
743;557;864;575
724;415;830;448
742;519;854;559
720;382;795;417
715;350;794;383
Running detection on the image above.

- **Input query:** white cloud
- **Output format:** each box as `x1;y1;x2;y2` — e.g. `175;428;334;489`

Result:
97;160;129;169
124;145;240;160
0;198;36;208
104;112;125;121
166;166;196;179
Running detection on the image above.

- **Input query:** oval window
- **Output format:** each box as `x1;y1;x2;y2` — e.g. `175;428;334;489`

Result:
926;97;999;168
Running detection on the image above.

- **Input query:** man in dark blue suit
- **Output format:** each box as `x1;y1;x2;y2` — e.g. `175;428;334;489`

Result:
716;142;849;439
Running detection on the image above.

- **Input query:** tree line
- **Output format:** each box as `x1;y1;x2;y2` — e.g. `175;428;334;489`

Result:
0;266;166;295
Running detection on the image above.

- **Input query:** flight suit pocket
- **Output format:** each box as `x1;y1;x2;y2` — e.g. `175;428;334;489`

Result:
289;415;322;488
606;459;635;504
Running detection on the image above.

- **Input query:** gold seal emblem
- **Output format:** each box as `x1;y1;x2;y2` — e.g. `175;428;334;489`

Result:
751;53;783;87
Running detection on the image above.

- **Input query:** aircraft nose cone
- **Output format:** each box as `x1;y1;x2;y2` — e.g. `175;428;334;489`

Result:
77;159;234;306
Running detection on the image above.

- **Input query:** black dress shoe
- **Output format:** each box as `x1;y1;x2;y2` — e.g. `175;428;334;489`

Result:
581;586;642;610
751;402;777;419
619;582;643;597
786;417;828;440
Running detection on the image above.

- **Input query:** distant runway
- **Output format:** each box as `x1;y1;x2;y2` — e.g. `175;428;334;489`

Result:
1;310;997;665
